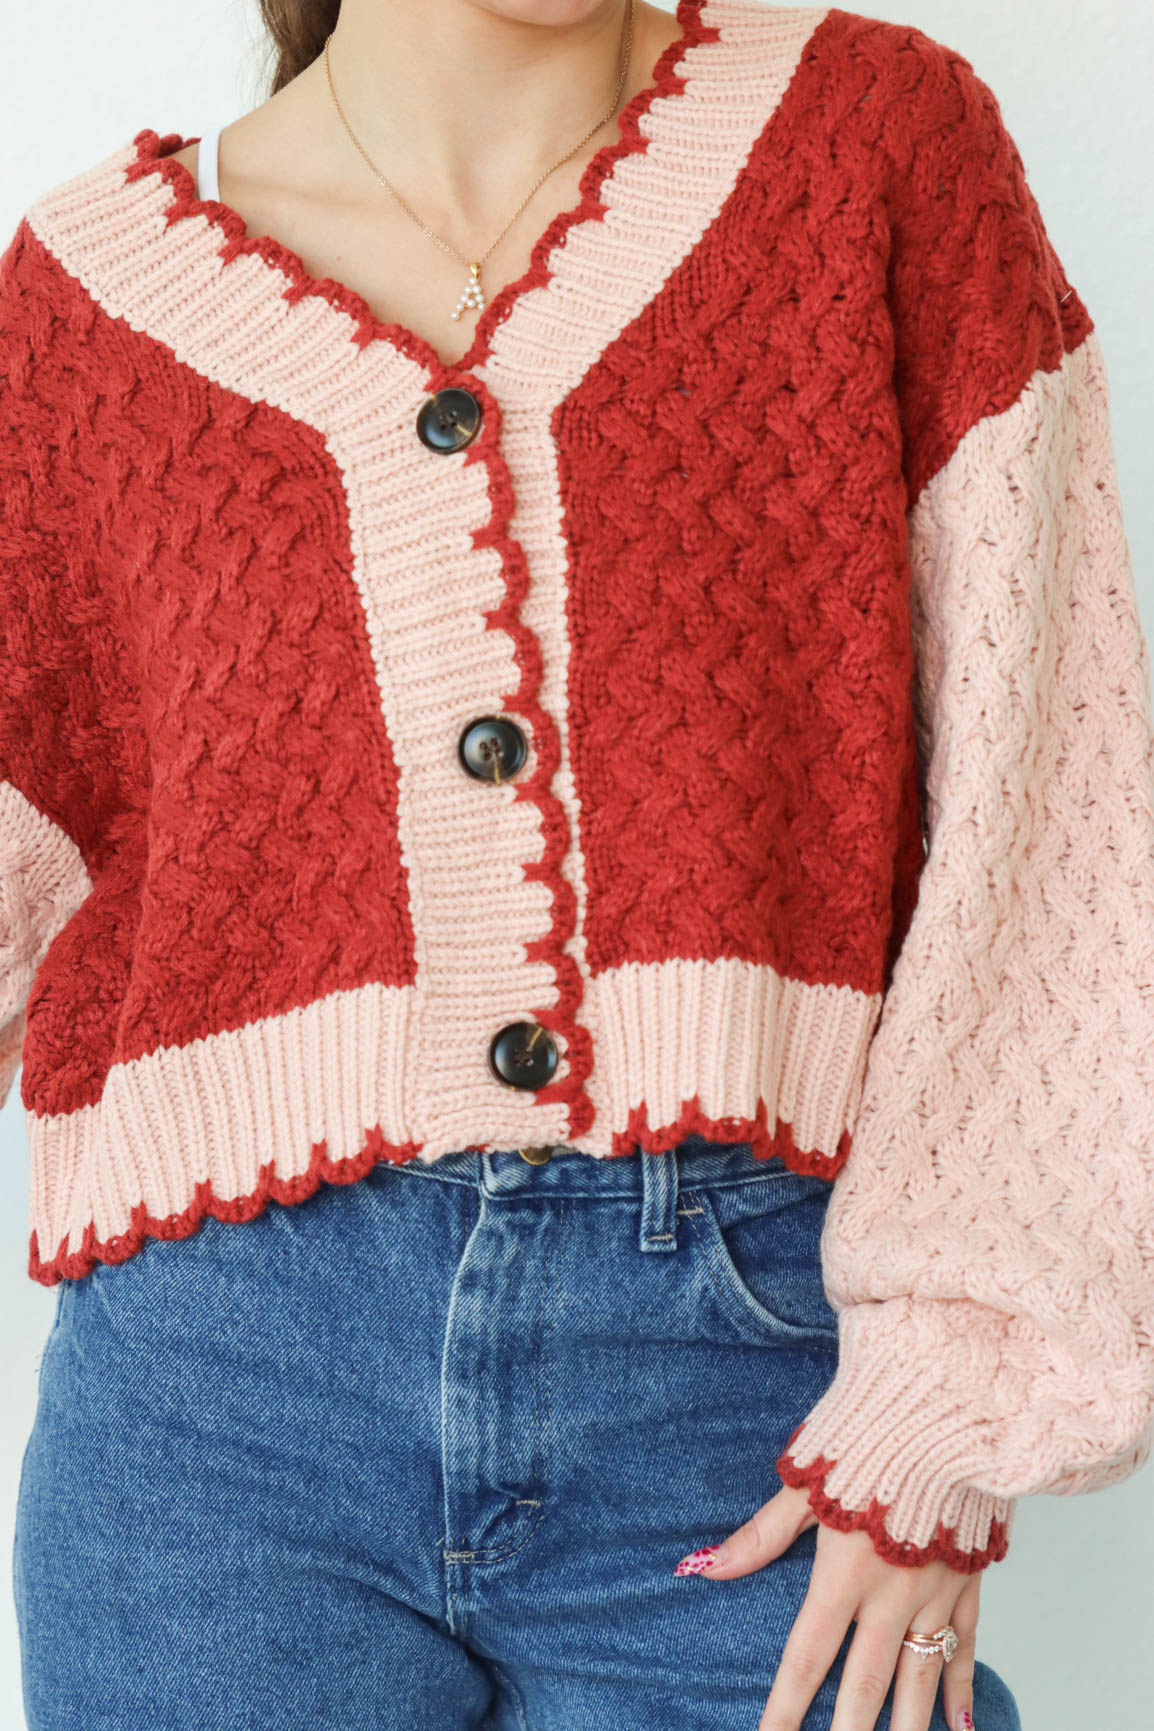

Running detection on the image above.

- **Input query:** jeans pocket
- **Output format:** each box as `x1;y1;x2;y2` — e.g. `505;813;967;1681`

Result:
680;1178;841;1349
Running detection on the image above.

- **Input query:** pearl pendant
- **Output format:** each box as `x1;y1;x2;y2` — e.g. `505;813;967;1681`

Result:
452;261;486;321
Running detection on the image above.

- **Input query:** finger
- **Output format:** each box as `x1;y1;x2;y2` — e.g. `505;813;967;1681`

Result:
890;1591;961;1731
758;1573;857;1731
940;1575;981;1731
680;1485;816;1581
827;1610;907;1731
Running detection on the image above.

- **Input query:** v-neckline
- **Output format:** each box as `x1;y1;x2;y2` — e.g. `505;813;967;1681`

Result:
133;0;715;383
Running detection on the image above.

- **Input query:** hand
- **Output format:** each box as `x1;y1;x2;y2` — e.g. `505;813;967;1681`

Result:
675;1484;979;1731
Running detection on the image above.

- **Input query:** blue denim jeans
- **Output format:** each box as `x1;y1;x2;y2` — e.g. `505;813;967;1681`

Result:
14;1137;1021;1730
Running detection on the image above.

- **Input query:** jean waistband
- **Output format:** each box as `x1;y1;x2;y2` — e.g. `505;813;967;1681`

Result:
399;1136;817;1195
391;1136;832;1253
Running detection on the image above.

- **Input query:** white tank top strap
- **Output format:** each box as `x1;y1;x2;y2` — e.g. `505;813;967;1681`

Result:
196;125;222;203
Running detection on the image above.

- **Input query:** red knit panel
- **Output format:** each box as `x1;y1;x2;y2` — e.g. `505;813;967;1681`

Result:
1;222;151;1117
556;9;919;993
0;225;148;864
3;224;416;1113
876;15;1094;505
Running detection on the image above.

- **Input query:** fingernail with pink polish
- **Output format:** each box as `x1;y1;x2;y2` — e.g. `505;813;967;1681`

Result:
956;1710;975;1731
673;1543;727;1576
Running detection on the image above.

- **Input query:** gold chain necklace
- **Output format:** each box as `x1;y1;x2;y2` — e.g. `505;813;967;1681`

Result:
323;1;635;322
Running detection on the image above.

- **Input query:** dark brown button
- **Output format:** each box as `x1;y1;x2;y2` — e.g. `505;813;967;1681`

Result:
416;387;482;453
489;1022;558;1091
459;716;527;783
517;1145;554;1165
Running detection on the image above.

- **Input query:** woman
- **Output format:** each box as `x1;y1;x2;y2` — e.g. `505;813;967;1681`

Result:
4;1;1151;1727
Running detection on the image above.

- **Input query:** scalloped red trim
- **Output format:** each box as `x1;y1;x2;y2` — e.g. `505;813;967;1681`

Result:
608;1095;849;1177
28;1124;422;1287
776;1423;1010;1574
123;0;714;378
29;1095;845;1286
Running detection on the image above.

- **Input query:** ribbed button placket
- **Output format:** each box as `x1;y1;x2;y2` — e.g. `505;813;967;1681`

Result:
418;381;560;1109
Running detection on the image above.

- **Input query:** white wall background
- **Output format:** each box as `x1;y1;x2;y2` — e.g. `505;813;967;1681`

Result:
2;1;1152;1726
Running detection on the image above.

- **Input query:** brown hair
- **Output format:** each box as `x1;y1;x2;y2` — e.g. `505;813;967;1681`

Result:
257;0;342;96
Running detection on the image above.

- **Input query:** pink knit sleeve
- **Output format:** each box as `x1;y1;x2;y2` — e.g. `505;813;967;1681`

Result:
777;35;1154;1572
0;220;141;1108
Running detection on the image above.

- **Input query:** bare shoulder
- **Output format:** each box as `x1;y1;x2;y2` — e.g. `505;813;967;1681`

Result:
168;142;199;178
166;92;291;203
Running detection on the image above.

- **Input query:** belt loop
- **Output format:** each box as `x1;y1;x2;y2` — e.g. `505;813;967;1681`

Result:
639;1148;680;1253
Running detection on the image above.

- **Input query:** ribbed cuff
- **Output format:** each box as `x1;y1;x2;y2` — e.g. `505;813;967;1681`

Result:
776;1298;1016;1572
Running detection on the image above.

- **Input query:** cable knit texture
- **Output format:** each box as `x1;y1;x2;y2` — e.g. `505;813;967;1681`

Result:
2;0;1153;1572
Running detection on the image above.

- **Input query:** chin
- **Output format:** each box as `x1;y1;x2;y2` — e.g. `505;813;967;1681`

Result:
467;0;624;27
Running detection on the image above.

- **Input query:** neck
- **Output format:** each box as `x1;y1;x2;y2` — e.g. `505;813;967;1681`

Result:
298;0;649;228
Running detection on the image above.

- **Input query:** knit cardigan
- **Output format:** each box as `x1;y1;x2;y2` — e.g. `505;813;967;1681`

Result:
3;0;1153;1575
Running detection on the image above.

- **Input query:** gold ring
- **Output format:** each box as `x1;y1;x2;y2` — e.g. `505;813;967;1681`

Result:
901;1624;959;1663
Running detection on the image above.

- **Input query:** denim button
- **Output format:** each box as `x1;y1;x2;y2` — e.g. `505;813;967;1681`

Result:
459;716;527;783
416;387;482;452
517;1146;554;1165
489;1022;558;1090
